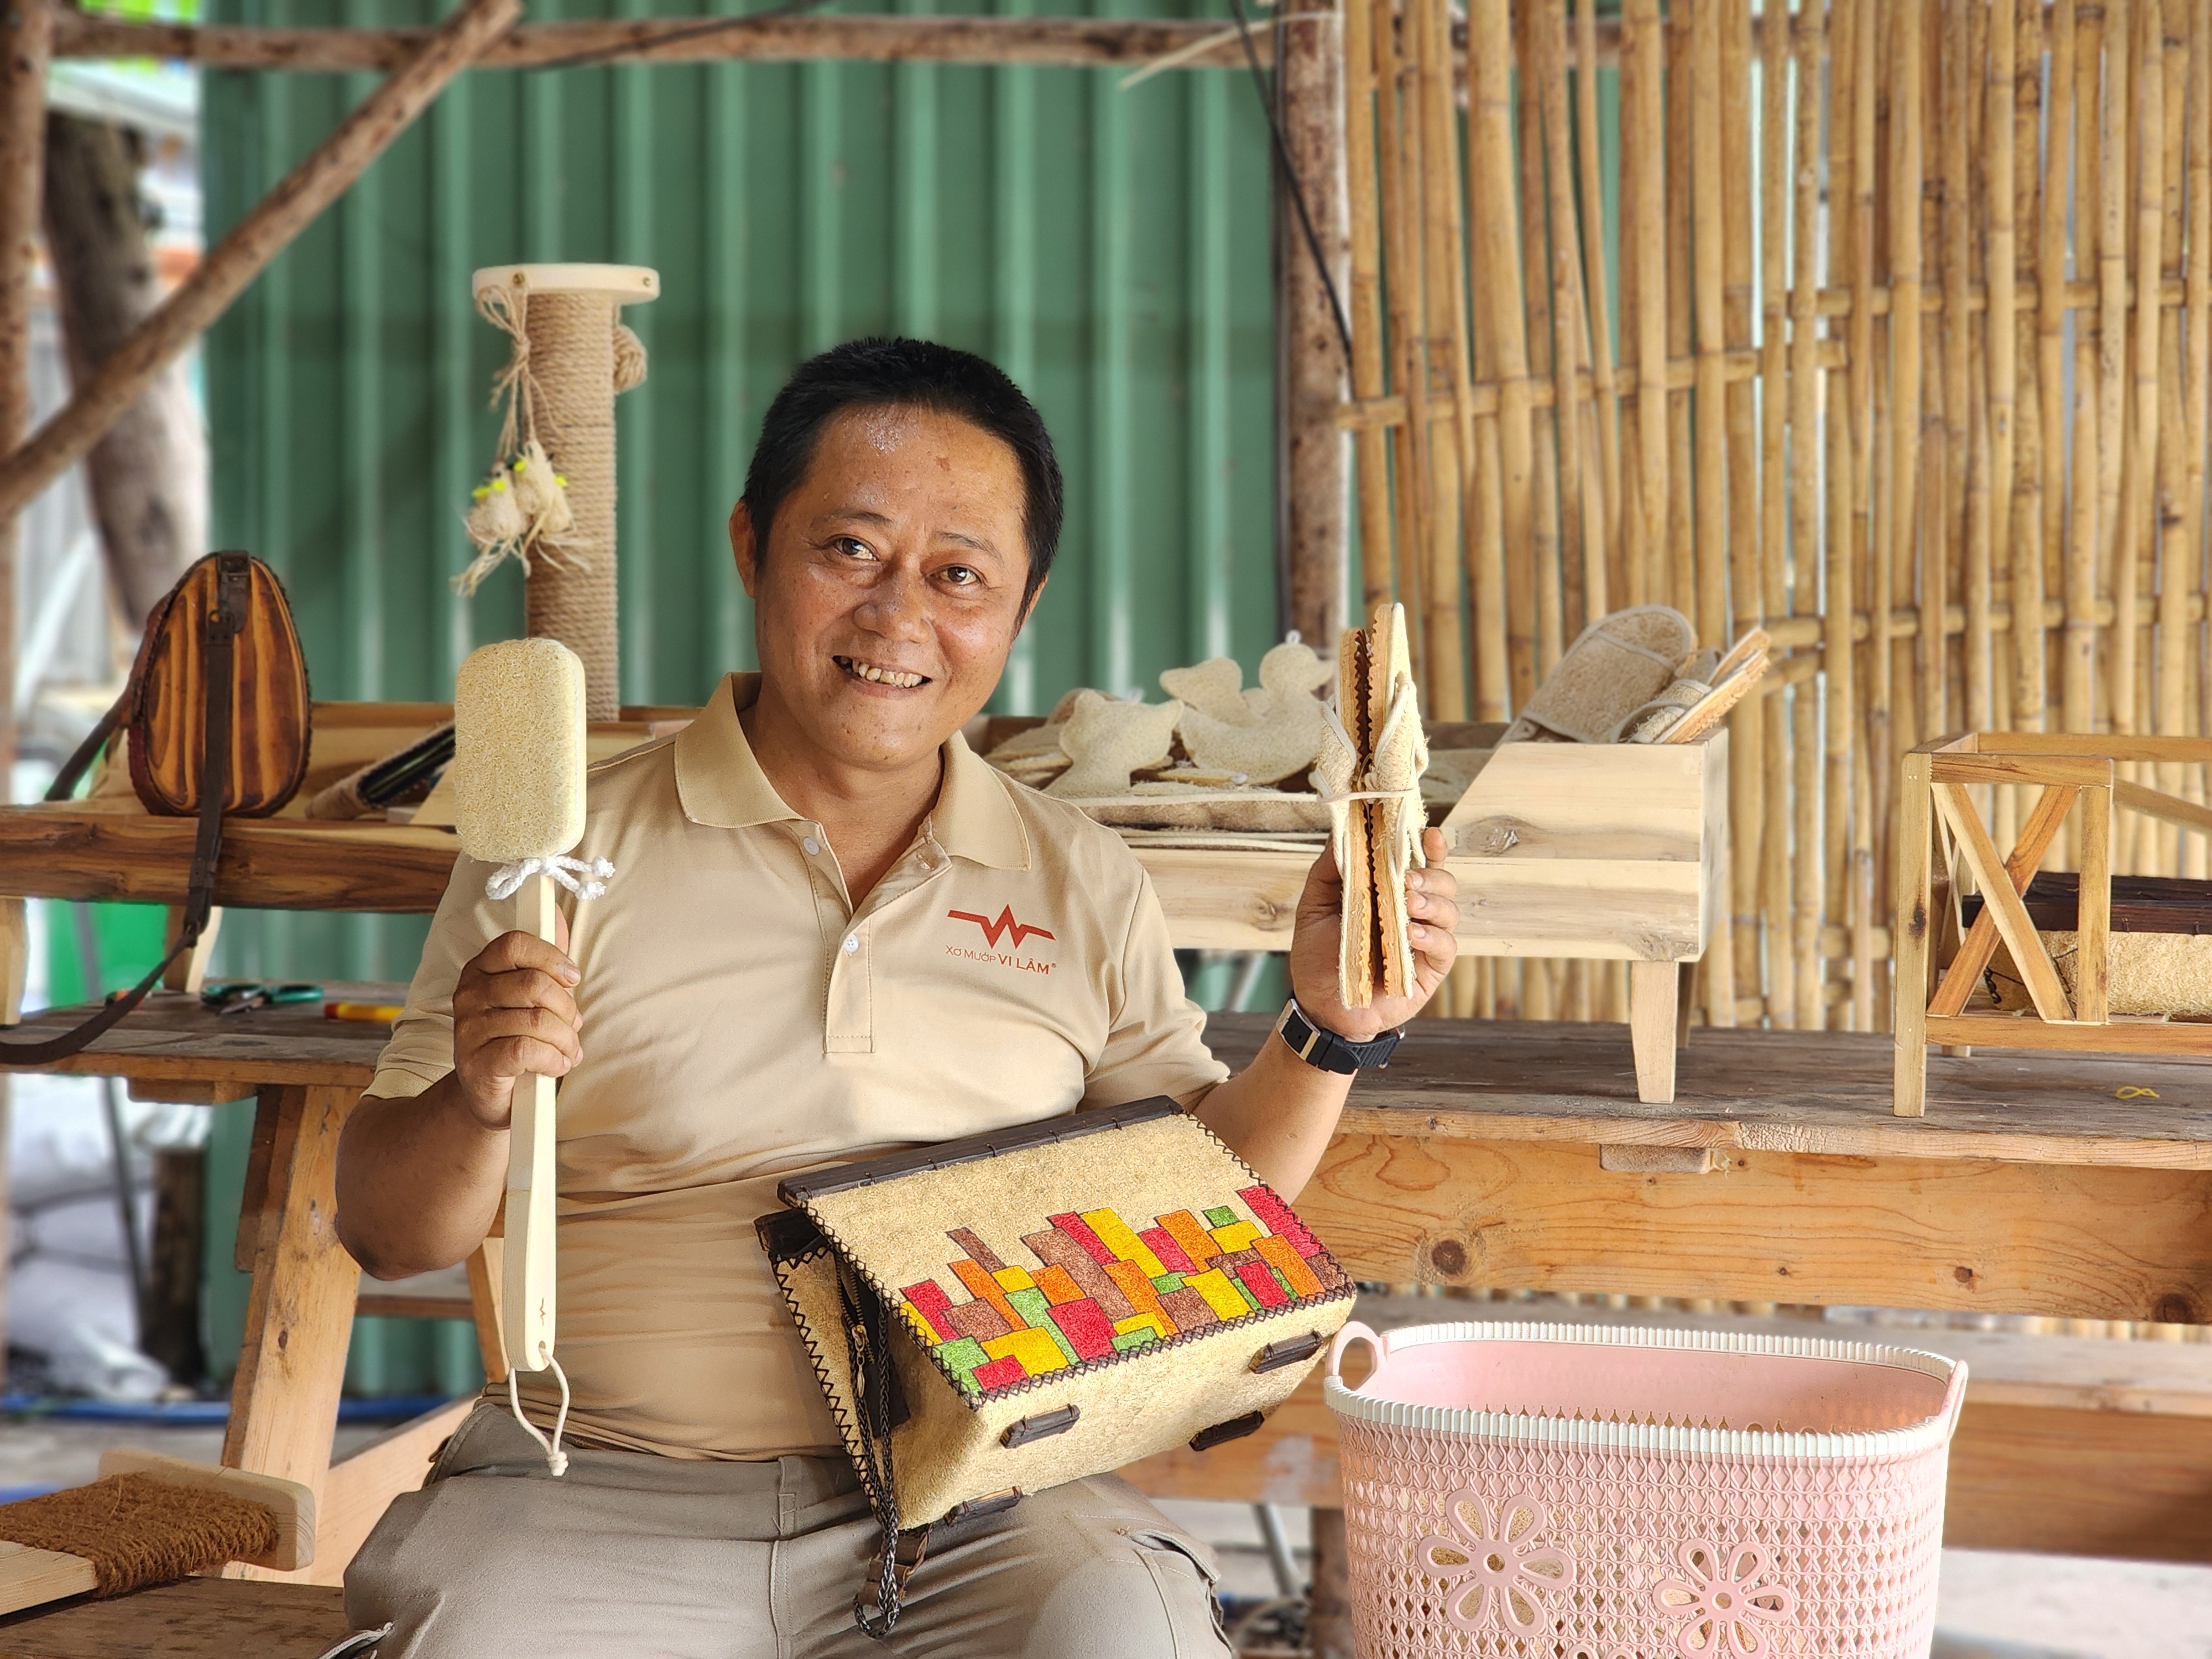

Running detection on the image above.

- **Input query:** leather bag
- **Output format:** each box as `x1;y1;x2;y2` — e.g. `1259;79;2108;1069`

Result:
2;551;311;1064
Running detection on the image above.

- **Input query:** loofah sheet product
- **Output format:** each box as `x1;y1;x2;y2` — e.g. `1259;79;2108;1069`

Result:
1317;603;1429;1007
1500;605;1695;745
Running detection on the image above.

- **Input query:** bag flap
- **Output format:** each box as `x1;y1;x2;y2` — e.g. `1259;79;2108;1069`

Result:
781;1105;1351;1412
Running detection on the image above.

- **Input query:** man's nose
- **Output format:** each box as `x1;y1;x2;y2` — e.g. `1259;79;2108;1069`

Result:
855;565;931;641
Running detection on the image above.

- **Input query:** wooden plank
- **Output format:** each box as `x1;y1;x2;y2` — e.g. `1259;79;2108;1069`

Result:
0;899;23;1024
2116;776;2212;834
0;809;463;910
220;1085;362;1581
468;1237;508;1385
1298;1130;2212;1321
1928;750;2117;788
1199;1014;2212;1168
0;1547;94;1621
0;1578;350;1658
2077;782;2113;1023
1947;1401;2212;1560
1927;1013;2212;1056
307;1398;469;1587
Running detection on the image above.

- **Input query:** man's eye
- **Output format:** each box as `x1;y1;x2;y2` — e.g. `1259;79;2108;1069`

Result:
833;537;875;560
941;565;980;587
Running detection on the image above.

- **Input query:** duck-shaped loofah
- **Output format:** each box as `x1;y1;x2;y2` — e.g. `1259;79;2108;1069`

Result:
1044;691;1185;799
1172;641;1333;785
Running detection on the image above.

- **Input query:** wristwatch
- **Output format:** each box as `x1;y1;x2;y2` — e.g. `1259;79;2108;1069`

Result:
1274;998;1403;1075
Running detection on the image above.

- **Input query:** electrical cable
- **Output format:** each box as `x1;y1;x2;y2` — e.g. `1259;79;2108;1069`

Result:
1223;0;1354;369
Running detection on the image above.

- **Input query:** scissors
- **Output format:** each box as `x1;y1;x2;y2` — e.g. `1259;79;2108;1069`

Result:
201;980;323;1016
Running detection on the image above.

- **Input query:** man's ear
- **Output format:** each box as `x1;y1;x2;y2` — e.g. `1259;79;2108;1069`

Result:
1016;571;1048;629
729;500;761;599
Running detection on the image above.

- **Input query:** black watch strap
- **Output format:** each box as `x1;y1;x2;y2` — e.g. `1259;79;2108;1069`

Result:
1274;999;1402;1074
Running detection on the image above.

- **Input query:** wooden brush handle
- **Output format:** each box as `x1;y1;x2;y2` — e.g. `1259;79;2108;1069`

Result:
502;870;560;1373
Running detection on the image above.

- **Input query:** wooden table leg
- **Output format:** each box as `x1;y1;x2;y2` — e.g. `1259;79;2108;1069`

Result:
466;1235;508;1385
1893;750;1934;1116
222;1083;362;1581
1629;958;1679;1104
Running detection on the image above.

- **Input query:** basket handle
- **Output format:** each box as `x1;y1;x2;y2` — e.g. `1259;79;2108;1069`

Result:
1327;1321;1381;1386
1938;1357;1971;1435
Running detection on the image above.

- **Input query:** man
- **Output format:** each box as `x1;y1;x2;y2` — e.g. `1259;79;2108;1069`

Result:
336;338;1458;1657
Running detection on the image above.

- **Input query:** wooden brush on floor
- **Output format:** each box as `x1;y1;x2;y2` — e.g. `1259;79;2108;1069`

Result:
0;1449;312;1615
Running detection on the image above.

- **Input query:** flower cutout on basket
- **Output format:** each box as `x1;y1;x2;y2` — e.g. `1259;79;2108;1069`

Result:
1413;1488;1575;1637
1651;1539;1799;1657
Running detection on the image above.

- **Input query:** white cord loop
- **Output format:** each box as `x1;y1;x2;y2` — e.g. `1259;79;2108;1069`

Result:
507;1354;572;1478
485;855;615;902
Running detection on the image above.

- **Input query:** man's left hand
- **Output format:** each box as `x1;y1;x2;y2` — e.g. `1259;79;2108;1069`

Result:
1286;826;1459;1043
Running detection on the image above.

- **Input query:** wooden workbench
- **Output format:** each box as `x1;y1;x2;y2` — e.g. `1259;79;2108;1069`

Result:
2;988;477;1587
1156;1014;2212;1562
12;992;2212;1581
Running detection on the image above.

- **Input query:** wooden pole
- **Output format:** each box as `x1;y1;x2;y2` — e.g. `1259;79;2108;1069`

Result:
1689;0;1728;654
1280;0;1350;649
1468;0;1533;713
1623;0;1668;606
1576;0;1625;612
0;0;48;1398
1340;0;1393;618
0;0;521;524
41;114;204;628
1791;0;1825;1030
2042;0;2077;740
54;11;1272;73
2152;0;2190;873
1418;0;1472;719
2183;0;2210;879
1891;0;1926;751
2065;0;2102;745
1828;0;1864;1026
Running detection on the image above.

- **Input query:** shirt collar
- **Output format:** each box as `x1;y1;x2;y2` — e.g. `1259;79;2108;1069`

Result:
674;672;1031;872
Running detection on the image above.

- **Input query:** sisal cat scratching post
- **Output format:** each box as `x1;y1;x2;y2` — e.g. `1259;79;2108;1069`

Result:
463;264;659;722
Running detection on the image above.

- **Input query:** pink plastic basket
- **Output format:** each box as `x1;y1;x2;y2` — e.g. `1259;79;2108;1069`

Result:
1323;1321;1968;1659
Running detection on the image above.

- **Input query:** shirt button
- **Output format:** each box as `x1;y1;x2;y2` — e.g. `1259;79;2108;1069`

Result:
802;836;821;855
843;935;859;954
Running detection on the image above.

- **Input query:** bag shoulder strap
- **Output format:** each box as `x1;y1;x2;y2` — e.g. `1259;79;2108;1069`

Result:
2;555;248;1066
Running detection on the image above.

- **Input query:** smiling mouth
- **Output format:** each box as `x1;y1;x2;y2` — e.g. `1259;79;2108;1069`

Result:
834;655;930;690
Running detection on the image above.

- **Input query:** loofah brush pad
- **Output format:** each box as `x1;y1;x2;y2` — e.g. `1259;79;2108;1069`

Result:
452;638;590;865
0;1475;279;1597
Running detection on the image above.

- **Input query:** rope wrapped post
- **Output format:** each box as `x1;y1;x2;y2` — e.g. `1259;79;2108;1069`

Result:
467;263;659;720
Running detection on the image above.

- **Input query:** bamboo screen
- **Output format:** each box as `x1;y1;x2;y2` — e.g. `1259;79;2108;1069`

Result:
1345;0;2212;1030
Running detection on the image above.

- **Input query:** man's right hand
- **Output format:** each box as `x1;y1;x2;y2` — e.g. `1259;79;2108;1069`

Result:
451;925;582;1130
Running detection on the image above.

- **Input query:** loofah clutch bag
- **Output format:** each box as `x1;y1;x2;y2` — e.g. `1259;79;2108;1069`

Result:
754;1098;1354;1637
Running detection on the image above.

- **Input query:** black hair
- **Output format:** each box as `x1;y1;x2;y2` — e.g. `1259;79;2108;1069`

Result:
740;337;1065;612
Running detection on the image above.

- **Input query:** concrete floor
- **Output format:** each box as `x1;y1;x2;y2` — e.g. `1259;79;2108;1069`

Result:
4;1422;2206;1655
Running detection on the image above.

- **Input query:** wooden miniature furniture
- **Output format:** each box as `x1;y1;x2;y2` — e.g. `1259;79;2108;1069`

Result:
1893;734;2212;1117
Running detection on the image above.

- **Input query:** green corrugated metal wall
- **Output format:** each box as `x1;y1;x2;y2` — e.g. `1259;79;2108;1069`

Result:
196;0;1281;1386
204;0;1281;984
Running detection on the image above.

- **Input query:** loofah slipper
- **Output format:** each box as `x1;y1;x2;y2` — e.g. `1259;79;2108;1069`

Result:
1500;605;1695;744
1619;627;1771;744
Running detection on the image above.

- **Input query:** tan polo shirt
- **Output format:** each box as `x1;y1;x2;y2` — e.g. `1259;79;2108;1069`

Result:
367;672;1229;1459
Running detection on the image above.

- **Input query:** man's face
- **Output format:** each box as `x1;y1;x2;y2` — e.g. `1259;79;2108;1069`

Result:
732;404;1037;773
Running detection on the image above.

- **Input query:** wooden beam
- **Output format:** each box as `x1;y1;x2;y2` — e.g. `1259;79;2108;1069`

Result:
222;1085;363;1578
308;1399;470;1585
53;11;1271;73
0;0;520;525
1299;1130;2212;1321
1279;0;1350;648
0;0;48;1403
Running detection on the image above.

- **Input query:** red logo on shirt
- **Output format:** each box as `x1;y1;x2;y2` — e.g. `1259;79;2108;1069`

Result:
947;906;1056;950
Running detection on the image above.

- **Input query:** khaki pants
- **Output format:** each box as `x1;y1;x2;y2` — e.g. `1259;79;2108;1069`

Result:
345;1404;1231;1658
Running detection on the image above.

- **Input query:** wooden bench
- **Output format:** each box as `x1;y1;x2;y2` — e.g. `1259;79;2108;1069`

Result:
0;1579;350;1658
